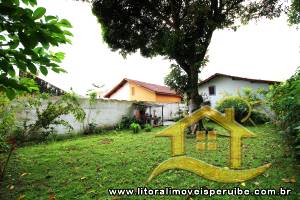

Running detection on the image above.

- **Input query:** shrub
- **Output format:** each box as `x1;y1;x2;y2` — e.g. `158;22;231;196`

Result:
117;116;137;130
144;123;152;132
250;110;270;124
0;94;17;150
20;93;86;142
265;68;300;159
83;123;98;135
130;123;141;133
0;93;18;181
216;96;250;123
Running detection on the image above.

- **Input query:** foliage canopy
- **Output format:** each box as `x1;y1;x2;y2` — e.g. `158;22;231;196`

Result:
92;0;283;112
288;0;300;25
0;0;73;99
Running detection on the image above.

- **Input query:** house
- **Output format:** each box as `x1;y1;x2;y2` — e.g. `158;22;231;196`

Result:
104;78;182;103
198;73;280;107
19;72;66;96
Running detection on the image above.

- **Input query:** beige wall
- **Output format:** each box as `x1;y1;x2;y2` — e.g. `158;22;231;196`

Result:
128;83;156;102
156;94;181;103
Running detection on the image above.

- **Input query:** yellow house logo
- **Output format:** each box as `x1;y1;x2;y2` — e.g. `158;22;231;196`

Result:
147;106;271;183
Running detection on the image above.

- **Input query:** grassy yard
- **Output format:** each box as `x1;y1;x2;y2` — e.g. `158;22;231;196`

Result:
0;124;299;200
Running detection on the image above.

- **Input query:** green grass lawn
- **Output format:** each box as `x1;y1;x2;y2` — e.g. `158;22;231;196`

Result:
0;124;299;200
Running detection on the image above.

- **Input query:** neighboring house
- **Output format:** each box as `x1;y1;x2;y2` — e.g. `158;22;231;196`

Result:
198;73;280;107
20;72;66;96
104;78;182;103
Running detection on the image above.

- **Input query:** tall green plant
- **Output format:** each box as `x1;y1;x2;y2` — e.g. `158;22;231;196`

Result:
265;68;300;159
83;92;97;135
23;93;86;141
0;93;18;181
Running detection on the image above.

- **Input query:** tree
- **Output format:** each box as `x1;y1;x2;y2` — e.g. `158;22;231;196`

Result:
92;0;282;114
0;0;73;99
164;64;188;98
288;0;300;25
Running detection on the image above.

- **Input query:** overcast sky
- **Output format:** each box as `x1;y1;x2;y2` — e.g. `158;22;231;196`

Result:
38;0;300;96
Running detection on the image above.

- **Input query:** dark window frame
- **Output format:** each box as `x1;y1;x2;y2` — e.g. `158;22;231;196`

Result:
208;86;216;96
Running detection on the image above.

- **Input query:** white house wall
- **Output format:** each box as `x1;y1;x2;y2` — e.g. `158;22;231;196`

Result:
198;76;271;107
110;82;130;100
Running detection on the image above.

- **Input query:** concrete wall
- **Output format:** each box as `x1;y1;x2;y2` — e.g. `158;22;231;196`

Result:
17;97;186;134
18;98;135;134
198;76;271;107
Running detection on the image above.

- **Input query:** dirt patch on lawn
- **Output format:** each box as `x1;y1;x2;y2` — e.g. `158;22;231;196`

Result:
99;138;114;144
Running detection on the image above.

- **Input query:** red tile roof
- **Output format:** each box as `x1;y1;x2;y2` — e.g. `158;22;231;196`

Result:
104;78;181;98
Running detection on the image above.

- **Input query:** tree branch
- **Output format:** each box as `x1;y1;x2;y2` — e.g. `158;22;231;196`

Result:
223;0;244;14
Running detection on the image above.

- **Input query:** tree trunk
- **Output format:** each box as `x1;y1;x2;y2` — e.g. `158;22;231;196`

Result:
187;66;204;133
187;66;203;113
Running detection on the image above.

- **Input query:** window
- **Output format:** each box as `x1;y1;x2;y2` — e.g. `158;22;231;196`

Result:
131;87;135;96
208;86;215;96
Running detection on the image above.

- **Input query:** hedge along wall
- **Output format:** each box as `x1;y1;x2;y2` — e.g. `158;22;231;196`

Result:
16;97;185;134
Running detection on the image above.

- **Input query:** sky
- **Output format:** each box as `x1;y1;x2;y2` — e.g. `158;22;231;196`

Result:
38;0;300;96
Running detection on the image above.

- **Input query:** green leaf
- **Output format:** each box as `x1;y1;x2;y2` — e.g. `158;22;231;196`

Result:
6;88;16;100
63;30;73;37
65;38;72;44
9;39;19;49
12;0;20;6
46;24;63;34
45;15;57;22
19;32;38;49
27;63;37;74
33;7;46;20
59;19;73;28
55;52;65;60
0;35;5;41
28;0;37;6
52;67;66;73
8;69;16;77
21;0;29;5
16;60;27;71
40;66;48;76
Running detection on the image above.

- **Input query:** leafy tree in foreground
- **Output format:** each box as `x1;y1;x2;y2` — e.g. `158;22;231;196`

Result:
92;0;282;114
0;0;73;99
288;0;300;25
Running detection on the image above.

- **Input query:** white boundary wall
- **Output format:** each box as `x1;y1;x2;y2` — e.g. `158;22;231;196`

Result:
17;97;186;134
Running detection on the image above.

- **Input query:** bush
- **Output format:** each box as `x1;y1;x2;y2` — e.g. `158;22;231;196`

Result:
216;96;250;123
0;94;17;151
130;123;141;133
144;123;152;132
83;123;103;135
117;116;137;130
250;110;270;124
19;93;86;142
265;68;300;159
0;93;18;181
